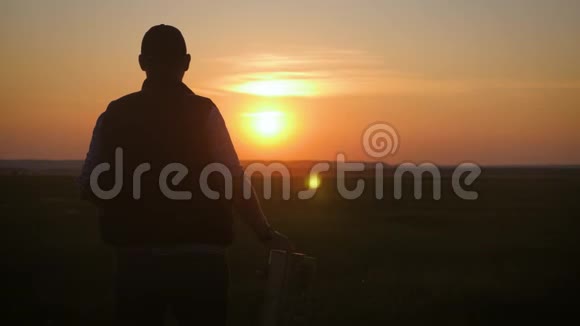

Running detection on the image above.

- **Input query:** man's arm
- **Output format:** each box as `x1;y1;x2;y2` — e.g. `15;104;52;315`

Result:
78;112;106;204
206;104;293;251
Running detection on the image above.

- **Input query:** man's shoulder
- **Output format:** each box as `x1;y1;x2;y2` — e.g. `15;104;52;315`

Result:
103;90;218;116
183;93;217;112
106;91;144;112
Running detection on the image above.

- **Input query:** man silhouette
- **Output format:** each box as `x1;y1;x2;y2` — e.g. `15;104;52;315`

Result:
79;24;292;326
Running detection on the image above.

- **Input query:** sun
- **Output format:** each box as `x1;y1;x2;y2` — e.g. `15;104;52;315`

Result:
243;111;288;143
253;112;282;137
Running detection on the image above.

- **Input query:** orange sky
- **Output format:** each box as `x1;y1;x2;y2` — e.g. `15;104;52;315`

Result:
1;0;579;164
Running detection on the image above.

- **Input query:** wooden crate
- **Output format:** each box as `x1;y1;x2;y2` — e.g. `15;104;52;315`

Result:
262;250;317;326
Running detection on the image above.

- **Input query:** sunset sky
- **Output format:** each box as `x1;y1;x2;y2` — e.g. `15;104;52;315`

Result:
1;0;579;164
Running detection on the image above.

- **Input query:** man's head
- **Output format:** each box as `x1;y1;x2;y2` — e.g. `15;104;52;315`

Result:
139;25;191;82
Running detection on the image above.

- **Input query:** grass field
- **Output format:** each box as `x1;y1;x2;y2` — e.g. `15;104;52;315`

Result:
1;168;579;325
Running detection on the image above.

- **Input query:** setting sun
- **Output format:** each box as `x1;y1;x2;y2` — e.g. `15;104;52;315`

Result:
242;111;289;143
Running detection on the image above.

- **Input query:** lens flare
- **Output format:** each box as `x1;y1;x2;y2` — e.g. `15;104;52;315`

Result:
308;173;321;189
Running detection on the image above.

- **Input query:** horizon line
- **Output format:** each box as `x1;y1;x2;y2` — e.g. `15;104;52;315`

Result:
0;159;579;169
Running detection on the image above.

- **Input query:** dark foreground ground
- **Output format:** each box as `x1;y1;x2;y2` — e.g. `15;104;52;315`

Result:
1;167;579;325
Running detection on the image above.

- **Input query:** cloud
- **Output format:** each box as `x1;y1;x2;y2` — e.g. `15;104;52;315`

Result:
203;49;580;97
206;49;425;96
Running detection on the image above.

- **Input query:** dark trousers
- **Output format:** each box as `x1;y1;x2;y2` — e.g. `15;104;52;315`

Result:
114;250;229;326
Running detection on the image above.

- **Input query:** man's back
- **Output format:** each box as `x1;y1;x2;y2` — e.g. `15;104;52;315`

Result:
85;80;233;247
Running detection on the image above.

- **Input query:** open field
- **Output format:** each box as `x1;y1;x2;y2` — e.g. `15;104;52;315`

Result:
1;167;579;325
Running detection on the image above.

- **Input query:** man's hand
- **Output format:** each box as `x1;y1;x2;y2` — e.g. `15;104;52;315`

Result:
263;230;294;252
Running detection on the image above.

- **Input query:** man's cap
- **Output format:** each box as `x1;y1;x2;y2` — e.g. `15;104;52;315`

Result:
141;24;187;58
